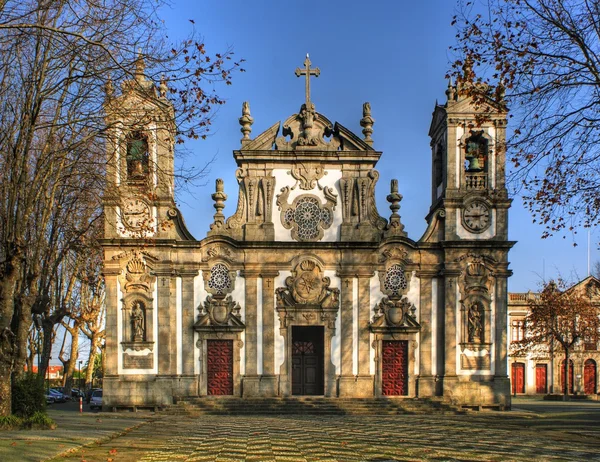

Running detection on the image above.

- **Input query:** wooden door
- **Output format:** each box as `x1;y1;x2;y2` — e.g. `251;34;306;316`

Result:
560;359;574;394
382;340;408;396
291;326;323;395
207;340;233;395
584;359;596;395
535;364;547;394
511;363;525;394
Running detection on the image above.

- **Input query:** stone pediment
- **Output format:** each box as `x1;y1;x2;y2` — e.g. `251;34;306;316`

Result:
239;112;375;153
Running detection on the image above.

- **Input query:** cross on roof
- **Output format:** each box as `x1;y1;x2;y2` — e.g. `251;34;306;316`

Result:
295;54;320;106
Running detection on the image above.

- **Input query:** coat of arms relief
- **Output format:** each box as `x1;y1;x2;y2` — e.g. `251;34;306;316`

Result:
276;259;340;329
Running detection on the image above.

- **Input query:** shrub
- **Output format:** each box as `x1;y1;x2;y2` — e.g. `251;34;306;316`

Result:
23;412;55;429
0;415;21;430
12;373;46;418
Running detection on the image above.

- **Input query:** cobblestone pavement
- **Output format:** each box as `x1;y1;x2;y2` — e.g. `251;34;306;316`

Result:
48;408;600;462
2;399;600;462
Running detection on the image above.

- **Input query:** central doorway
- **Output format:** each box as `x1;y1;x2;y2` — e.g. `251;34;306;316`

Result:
291;326;324;395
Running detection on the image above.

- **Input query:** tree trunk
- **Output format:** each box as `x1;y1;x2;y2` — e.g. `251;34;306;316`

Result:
85;342;97;391
563;348;570;398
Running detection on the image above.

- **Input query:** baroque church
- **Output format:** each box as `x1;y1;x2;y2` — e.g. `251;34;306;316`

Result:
102;56;513;408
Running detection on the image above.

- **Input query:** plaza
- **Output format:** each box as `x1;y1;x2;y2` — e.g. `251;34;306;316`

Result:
1;398;600;461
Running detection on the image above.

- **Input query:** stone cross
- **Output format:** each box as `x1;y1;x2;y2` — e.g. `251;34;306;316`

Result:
295;54;320;105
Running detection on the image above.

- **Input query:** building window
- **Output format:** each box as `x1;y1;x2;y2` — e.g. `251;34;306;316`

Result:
511;319;525;343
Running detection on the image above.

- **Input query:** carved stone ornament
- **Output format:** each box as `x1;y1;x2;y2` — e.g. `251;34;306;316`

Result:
369;296;420;333
275;110;340;151
202;244;233;262
463;259;493;294
289;164;327;190
120;254;154;294
194;294;244;332
277;187;337;242
276;258;340;330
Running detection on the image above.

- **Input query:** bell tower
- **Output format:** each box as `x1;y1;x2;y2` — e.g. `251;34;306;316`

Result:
103;55;178;240
427;80;510;241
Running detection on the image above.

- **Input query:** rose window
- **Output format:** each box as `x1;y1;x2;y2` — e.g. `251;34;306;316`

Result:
384;264;407;295
207;263;231;294
281;195;334;242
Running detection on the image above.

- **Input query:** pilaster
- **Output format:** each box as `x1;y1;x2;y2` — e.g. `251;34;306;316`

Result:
104;271;119;376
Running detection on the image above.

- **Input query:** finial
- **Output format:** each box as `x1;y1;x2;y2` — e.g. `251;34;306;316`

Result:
446;77;456;102
386;179;406;236
135;48;145;83
239;101;254;142
159;75;168;98
210;178;227;231
360;102;375;145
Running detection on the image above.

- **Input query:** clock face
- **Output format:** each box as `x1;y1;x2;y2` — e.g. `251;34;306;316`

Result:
122;198;150;230
462;201;491;233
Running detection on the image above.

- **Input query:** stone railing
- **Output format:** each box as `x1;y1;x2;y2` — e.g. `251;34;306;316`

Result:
465;173;487;190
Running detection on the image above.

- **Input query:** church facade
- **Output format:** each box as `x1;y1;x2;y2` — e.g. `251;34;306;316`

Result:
102;57;513;408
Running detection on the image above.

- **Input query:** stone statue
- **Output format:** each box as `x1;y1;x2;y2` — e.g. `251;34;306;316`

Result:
468;302;483;343
131;302;145;341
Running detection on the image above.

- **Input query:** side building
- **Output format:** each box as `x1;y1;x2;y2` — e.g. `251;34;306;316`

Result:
101;57;514;408
508;276;600;395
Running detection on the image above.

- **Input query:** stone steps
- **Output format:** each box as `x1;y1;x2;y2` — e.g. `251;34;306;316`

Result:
168;397;464;416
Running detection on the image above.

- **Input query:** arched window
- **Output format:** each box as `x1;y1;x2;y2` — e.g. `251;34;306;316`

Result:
126;131;149;180
464;132;488;173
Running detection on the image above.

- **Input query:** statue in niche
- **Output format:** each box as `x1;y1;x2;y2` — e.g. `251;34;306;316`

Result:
131;301;145;342
465;132;488;172
126;132;149;179
468;302;483;343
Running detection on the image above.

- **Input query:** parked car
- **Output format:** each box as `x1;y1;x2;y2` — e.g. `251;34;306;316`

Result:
89;389;102;411
44;393;55;405
48;388;68;403
52;387;72;401
86;388;101;404
71;388;85;398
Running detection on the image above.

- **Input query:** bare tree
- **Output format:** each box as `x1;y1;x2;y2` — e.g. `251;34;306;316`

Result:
450;0;600;240
0;0;243;415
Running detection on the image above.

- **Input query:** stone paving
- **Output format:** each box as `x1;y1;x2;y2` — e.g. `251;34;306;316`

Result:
1;399;600;461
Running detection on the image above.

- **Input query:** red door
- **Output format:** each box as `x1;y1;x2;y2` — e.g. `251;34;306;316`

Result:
535;364;547;394
584;360;597;395
511;363;525;394
207;340;233;395
560;359;574;394
382;340;408;396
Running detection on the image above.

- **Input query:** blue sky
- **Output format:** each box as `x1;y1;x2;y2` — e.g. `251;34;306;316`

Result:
159;0;599;293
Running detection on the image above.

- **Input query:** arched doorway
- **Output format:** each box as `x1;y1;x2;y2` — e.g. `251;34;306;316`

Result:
560;359;574;394
584;359;597;395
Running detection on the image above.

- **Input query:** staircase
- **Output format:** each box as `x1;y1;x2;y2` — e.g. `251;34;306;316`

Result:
168;397;464;416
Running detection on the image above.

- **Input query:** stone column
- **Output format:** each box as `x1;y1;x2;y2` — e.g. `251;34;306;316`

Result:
354;274;374;397
337;274;354;397
260;272;278;396
243;272;259;396
156;271;176;375
442;271;460;396
181;271;197;395
493;269;511;406
104;269;120;377
416;273;435;396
